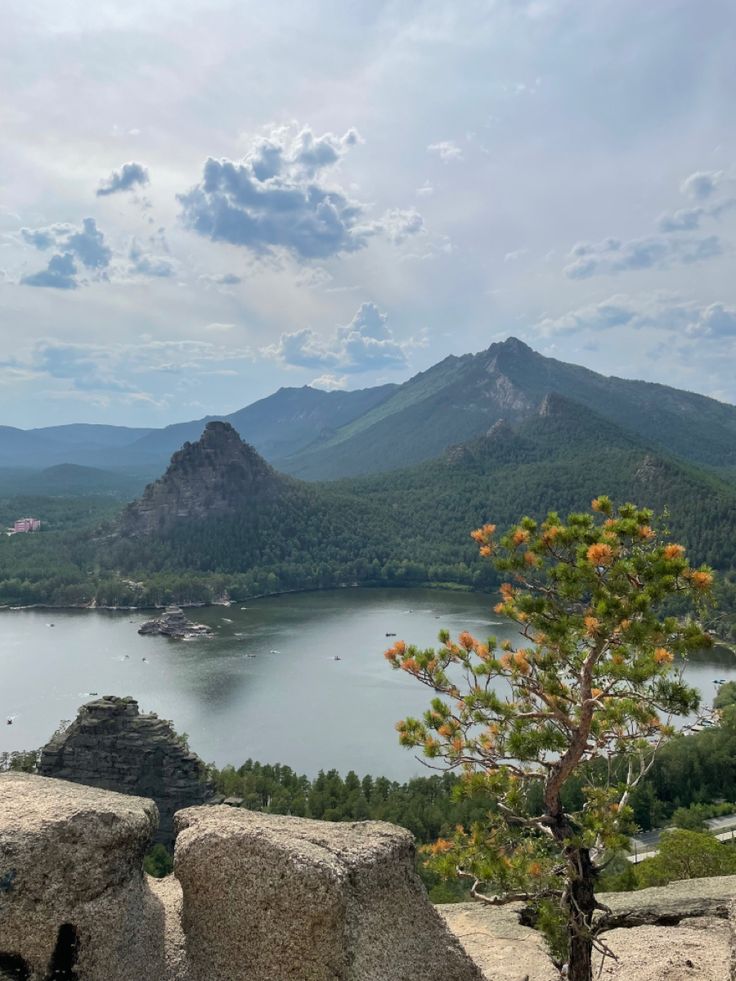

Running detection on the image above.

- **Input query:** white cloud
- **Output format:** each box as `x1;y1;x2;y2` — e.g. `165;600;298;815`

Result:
96;161;149;196
535;293;736;341
178;124;419;261
128;238;176;278
310;372;348;390
564;233;723;279
680;170;723;201
264;302;412;373
427;141;463;162
20;218;112;288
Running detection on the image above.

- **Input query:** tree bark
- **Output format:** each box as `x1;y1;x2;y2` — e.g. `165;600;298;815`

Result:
564;845;596;981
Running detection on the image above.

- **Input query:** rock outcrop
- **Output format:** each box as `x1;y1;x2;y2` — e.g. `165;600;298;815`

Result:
3;773;736;981
597;875;736;929
439;902;558;981
138;607;212;639
37;696;213;847
120;420;281;537
174;806;485;981
0;773;164;981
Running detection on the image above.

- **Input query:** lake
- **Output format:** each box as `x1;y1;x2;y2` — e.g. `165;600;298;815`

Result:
2;587;735;781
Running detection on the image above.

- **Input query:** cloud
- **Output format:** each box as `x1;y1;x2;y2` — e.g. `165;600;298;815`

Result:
416;182;434;197
96;161;150;196
680;170;722;201
536;295;638;335
128;238;176;278
178;124;383;260
204;322;235;332
685;302;736;338
381;208;424;244
564;233;722;278
202;272;241;285
310;372;348;391
65;218;112;269
0;337;253;398
265;302;410;373
504;248;529;262
20;218;112;287
428;141;463;162
536;293;736;341
657;207;703;233
21;253;79;290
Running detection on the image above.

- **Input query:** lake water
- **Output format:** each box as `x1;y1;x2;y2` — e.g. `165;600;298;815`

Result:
2;587;735;781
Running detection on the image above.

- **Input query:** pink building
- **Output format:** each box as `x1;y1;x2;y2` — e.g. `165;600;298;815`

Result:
13;517;41;533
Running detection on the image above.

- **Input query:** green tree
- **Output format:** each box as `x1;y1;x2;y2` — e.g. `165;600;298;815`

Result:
386;499;713;981
714;680;736;711
143;843;174;878
635;828;736;887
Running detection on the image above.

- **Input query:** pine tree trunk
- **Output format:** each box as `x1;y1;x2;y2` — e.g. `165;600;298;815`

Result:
564;845;596;981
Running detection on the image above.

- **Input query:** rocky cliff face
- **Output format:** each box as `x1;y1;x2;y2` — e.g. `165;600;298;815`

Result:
37;696;213;847
120;420;281;537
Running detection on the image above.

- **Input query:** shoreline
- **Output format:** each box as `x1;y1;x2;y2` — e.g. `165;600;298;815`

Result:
0;579;478;614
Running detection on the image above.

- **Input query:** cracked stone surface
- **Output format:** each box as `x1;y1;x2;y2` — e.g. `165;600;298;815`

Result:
439;902;560;981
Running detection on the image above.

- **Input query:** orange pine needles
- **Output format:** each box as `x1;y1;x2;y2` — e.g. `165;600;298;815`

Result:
584;616;600;635
688;570;714;590
586;542;614;566
512;528;530;546
663;543;686;560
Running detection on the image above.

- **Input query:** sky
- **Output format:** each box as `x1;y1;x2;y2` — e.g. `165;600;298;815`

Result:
2;0;736;429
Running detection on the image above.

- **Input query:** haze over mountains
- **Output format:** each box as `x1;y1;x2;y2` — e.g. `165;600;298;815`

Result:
3;338;736;488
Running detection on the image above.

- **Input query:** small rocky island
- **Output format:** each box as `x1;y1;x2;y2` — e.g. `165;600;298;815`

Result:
138;606;212;640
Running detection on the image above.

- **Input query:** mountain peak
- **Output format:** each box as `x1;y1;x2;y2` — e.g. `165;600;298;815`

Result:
120;423;280;536
488;336;534;358
201;419;241;441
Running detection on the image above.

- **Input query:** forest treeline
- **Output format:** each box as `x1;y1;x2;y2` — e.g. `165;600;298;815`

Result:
5;705;736;898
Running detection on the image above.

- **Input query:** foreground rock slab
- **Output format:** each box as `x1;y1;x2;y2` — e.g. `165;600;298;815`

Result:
175;806;485;981
595;917;730;981
0;773;163;981
440;902;560;981
597;874;736;929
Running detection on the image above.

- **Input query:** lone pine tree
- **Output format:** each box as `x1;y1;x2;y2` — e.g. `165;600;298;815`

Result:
386;498;713;981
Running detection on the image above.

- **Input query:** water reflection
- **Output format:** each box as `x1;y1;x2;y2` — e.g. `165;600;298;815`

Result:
1;589;735;780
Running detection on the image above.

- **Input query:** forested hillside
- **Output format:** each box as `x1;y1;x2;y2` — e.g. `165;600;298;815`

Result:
3;390;733;613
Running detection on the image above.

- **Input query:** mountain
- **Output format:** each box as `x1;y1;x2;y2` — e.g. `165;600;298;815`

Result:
0;463;151;498
120;383;397;468
3;336;736;488
99;395;736;601
120;421;285;536
0;385;397;472
339;390;736;573
4;392;736;609
0;424;155;470
277;338;736;479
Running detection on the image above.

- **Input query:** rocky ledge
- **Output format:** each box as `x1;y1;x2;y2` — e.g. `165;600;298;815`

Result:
138;607;212;639
37;696;214;847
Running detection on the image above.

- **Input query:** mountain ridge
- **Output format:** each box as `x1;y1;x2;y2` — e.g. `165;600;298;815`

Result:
3;339;736;484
